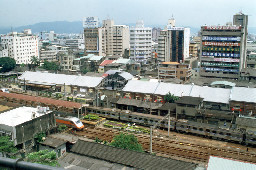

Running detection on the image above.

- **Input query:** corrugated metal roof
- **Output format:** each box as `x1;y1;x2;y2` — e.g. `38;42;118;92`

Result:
19;71;103;88
119;72;133;80
154;83;192;97
0;92;81;108
230;87;256;103
207;156;256;170
114;58;131;64
190;86;231;104
99;60;115;66
71;139;196;170
122;80;159;94
40;137;66;148
176;96;203;105
72;76;103;88
122;80;232;104
210;81;236;87
89;55;103;61
105;70;121;75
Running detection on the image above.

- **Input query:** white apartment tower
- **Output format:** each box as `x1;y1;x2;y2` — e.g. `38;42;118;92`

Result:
130;20;152;62
0;29;39;64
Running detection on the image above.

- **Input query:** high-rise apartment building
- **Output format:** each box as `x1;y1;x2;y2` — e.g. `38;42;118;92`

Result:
101;19;130;56
157;18;190;63
0;29;39;64
84;18;129;57
199;12;248;79
130;20;152;62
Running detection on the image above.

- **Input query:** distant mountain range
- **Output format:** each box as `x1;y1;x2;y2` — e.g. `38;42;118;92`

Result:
0;21;84;34
0;21;255;35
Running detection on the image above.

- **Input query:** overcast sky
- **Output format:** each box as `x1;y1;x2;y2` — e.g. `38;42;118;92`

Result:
0;0;255;28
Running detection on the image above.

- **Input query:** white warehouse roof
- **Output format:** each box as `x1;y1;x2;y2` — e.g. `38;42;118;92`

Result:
207;156;256;170
19;71;103;88
154;83;192;97
190;86;231;104
0;106;51;127
122;80;160;94
122;80;232;104
230;87;256;103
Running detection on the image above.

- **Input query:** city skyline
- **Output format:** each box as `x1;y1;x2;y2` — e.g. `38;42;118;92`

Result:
0;0;255;28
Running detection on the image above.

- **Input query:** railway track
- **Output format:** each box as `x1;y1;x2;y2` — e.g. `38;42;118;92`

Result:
74;127;256;164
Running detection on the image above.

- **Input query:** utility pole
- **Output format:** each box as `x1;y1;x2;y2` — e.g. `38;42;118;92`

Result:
24;78;26;92
150;112;171;154
150;126;153;153
168;109;170;136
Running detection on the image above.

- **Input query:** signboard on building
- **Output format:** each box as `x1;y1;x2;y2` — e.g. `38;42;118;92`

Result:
204;67;239;72
202;52;240;58
135;51;146;55
202;46;240;52
202;36;241;42
203;26;241;30
167;26;184;30
214;58;240;62
203;42;240;47
83;17;99;28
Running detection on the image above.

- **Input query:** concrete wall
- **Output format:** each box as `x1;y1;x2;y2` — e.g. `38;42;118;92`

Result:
15;112;55;146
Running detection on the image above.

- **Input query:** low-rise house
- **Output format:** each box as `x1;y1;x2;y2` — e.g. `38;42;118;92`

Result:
0;106;55;150
69;139;197;170
236;116;256;133
230;87;256;116
39;137;66;158
175;96;203;120
98;60;116;73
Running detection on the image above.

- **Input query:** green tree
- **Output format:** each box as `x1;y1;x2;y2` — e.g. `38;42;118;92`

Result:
164;92;179;103
110;133;144;152
26;150;59;167
0;57;16;72
57;125;67;132
34;132;46;143
42;61;60;72
30;56;40;70
0;136;18;154
81;67;88;74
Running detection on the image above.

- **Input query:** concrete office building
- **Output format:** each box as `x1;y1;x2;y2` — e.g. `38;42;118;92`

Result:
130;20;152;62
158;62;192;82
83;17;103;56
0;29;39;64
199;12;248;79
157;18;190;63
